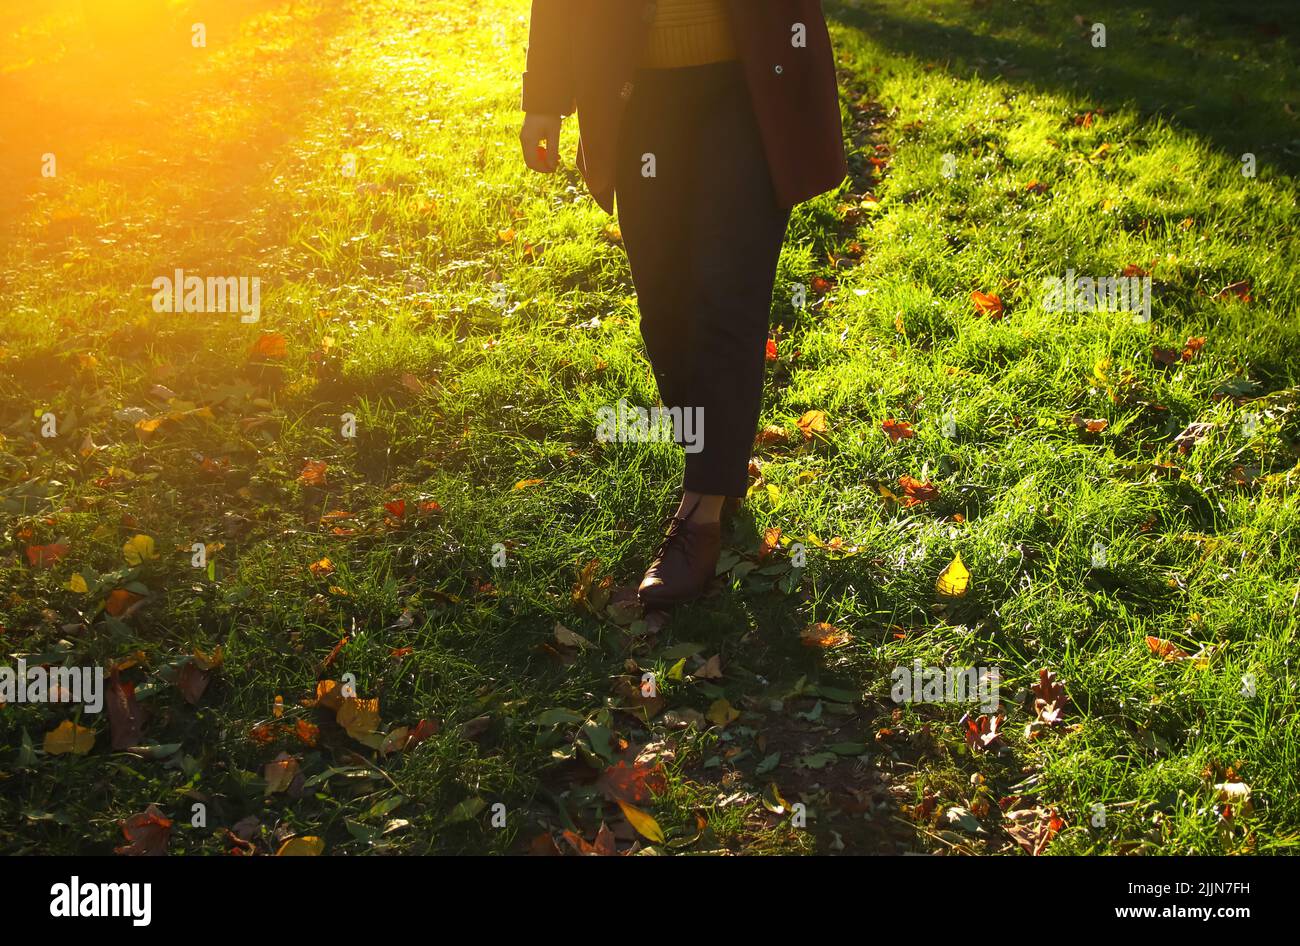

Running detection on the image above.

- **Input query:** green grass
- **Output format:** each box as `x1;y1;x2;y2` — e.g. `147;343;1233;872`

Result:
1;0;1297;855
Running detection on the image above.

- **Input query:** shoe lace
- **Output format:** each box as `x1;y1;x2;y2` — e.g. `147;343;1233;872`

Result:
653;498;702;561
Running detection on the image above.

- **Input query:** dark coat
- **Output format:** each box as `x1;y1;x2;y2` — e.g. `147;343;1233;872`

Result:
523;0;848;213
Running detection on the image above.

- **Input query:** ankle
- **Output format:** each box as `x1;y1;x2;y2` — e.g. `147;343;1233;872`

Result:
677;490;725;524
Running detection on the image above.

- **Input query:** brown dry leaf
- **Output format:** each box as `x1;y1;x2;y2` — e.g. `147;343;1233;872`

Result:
264;753;300;795
553;622;593;650
192;646;224;671
406;717;440;749
294;719;320;747
115;805;172;856
693;654;723;680
596;760;668;805
1215;280;1252;303
1004;806;1064;855
177;660;210;705
562;823;619;856
106;671;145;750
298;460;328;486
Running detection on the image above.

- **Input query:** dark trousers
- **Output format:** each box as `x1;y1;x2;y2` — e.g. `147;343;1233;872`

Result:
614;61;791;498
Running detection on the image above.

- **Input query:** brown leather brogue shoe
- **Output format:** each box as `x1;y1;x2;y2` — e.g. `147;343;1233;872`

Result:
638;511;722;608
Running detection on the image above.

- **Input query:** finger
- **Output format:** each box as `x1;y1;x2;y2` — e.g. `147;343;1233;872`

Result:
521;134;544;172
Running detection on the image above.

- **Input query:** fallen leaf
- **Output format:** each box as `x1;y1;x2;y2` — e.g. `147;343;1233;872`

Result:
122;534;158;566
800;622;849;648
970;290;1004;320
298;460;328;486
617;800;665;844
249;332;287;360
936;551;971;597
796;409;827;440
276;836;325;856
44;719;95;755
115;805;172;856
882;418;914;442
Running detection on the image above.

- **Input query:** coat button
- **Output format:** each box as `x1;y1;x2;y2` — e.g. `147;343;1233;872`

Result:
642;2;657;23
774;64;784;75
620;81;635;100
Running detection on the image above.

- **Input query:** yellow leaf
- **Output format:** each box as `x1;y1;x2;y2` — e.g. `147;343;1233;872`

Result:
64;573;89;594
513;478;544;491
134;417;165;440
936;551;971;598
616;800;665;844
192;645;224;671
122;534;158;566
276;836;325;856
706;698;740;728
44;720;95;755
796;409;828;439
336;697;382;744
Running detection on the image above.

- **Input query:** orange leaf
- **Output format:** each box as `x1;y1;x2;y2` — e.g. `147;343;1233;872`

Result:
970;290;1004;320
898;475;939;506
882;418;914;442
1145;635;1189;661
800;622;849;648
25;543;69;568
105;589;144;617
298;460;328;486
796;410;827;440
249;332;287;360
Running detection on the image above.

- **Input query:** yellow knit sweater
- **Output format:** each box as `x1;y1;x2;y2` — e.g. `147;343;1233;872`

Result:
641;0;737;69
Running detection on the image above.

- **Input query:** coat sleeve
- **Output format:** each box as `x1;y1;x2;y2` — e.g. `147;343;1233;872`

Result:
522;0;577;115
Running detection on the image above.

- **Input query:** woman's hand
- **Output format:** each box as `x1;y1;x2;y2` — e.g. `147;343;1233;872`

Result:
520;112;563;173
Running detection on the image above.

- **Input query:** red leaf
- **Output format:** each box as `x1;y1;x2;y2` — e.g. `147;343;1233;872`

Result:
106;671;145;750
115;805;172;856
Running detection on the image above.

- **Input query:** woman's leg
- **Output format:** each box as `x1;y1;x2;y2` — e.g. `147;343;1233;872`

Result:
614;69;695;414
682;64;791;500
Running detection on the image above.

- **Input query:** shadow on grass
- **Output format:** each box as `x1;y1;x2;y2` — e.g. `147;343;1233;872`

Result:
826;0;1300;177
